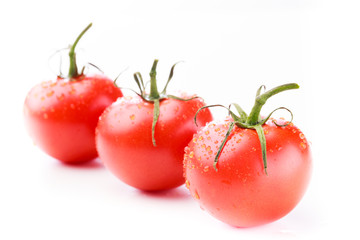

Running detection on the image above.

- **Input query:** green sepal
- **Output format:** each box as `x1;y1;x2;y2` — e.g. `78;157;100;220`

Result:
152;99;160;147
213;121;235;171
253;125;268;175
161;61;183;95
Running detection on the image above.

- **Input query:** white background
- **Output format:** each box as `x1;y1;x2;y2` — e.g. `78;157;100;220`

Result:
1;0;359;239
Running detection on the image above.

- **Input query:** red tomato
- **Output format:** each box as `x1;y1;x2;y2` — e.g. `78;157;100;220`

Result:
23;23;123;163
96;60;213;191
184;83;312;227
24;75;122;163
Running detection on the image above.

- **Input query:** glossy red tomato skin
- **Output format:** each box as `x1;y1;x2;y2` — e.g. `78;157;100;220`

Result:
184;117;312;227
24;74;123;163
95;93;213;191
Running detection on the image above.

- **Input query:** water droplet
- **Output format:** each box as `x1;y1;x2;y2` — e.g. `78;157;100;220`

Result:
236;139;242;143
189;151;194;158
203;166;210;172
252;147;257;151
194;190;200;200
41;82;48;88
184;146;190;153
205;130;210;135
299;132;305;139
56;94;65;101
206;146;211;152
193;138;198;143
185;180;190;189
125;96;133;100
300;142;307;150
215;128;220;132
40;96;45;101
69;89;76;95
198;136;203;141
46;90;54;97
292;129;297;134
130;114;135;120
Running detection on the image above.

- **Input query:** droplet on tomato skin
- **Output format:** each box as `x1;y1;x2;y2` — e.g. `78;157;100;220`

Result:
300;142;307;150
203;166;210;172
205;130;210;135
68;88;76;95
40;96;45;101
184;146;190;153
130;114;136;120
41;82;49;88
299;132;305;139
192;138;198;143
198;136;203;141
189;151;194;158
185;180;190;189
46;90;54;97
56;94;65;101
124;96;133;100
194;190;200;200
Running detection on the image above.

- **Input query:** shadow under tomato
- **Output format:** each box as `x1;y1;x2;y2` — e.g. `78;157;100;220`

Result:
137;186;191;200
58;158;104;170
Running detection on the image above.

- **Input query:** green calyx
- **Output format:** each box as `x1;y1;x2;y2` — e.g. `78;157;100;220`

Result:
131;59;197;146
195;83;299;174
67;23;92;79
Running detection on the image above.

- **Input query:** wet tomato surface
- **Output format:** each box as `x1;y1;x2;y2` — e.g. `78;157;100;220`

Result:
96;93;212;191
24;75;122;163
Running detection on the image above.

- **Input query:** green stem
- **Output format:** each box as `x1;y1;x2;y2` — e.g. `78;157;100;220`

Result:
68;23;92;79
149;59;160;99
246;83;299;125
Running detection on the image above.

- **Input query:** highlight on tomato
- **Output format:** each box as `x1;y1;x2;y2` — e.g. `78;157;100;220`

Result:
95;59;213;191
184;83;312;227
24;23;123;164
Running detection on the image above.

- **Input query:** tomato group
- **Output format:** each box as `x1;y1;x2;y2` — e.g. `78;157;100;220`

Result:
183;84;312;227
23;24;122;163
96;60;213;191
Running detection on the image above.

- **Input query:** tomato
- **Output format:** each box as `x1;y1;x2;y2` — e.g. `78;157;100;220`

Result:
96;60;213;191
23;23;122;164
184;84;312;227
